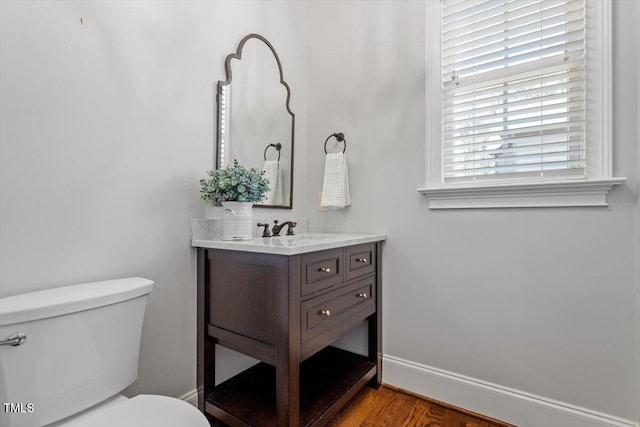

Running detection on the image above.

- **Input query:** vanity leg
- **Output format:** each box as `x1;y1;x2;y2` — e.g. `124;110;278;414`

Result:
276;356;299;426
198;248;217;421
275;257;301;426
368;242;383;389
197;248;211;411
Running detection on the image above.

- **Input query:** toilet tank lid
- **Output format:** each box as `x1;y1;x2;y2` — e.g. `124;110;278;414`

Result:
0;277;154;326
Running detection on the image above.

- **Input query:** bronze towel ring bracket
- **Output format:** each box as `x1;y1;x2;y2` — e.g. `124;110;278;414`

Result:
324;132;346;154
264;143;282;161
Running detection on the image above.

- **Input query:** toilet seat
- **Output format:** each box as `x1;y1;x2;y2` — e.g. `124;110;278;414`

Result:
55;395;210;427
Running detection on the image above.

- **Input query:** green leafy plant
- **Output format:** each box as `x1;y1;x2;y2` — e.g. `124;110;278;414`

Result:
200;160;270;205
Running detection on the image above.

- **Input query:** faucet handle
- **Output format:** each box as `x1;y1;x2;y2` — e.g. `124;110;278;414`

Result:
257;223;271;238
286;221;297;236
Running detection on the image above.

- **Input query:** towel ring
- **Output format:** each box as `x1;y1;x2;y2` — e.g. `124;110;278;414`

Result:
324;132;346;154
264;143;282;161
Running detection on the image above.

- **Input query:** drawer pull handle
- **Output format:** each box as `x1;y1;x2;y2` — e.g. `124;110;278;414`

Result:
355;258;368;263
319;309;331;317
357;292;368;299
318;267;332;273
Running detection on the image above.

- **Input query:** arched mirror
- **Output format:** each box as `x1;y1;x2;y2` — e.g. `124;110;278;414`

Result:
216;34;294;208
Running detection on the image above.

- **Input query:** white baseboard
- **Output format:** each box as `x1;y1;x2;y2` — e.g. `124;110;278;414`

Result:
384;354;638;427
178;389;198;408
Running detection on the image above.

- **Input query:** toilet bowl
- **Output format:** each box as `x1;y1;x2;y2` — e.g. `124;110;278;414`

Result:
0;277;209;427
54;395;209;427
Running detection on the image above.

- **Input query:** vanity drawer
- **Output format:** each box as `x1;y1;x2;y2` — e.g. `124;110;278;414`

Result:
345;243;376;281
300;248;344;296
301;276;375;342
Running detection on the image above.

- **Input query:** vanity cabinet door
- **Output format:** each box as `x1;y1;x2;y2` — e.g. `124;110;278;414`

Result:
204;250;291;366
300;248;344;296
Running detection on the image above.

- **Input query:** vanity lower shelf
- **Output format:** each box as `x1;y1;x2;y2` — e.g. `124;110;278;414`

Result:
205;346;377;427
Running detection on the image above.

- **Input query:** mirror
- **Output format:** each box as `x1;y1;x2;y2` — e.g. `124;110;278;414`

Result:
216;34;295;208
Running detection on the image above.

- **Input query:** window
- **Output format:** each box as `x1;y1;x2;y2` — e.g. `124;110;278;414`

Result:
419;0;625;209
442;0;586;182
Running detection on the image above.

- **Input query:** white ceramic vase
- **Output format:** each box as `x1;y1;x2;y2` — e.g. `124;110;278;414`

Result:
221;201;254;241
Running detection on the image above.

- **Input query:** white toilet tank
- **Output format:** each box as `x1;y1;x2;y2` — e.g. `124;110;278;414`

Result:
0;277;154;427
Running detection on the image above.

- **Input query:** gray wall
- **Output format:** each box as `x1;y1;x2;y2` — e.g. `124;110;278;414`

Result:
0;0;307;399
1;0;638;423
303;0;639;422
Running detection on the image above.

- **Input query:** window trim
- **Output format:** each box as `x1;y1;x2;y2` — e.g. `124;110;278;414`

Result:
419;0;625;209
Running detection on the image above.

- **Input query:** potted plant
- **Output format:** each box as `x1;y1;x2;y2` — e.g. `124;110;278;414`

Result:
200;160;270;240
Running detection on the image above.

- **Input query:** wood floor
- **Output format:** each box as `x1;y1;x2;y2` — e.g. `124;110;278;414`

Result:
326;385;513;427
210;384;513;426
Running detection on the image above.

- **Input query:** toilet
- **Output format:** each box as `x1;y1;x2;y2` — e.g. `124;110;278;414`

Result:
0;277;210;427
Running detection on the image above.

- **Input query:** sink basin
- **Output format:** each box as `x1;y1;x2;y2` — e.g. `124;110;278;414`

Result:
265;234;335;246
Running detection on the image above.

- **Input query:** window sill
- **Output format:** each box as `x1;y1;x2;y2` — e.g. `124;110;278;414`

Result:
417;178;626;209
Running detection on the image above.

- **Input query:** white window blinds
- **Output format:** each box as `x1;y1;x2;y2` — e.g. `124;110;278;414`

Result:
441;0;586;182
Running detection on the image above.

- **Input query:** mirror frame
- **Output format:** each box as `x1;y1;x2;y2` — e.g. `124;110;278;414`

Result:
216;33;295;209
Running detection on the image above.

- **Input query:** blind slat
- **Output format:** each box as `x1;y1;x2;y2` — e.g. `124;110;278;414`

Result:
444;139;585;159
444;120;585;145
443;39;584;76
444;71;584;108
444;168;585;183
445;143;585;160
443;57;584;90
444;100;585;127
444;159;585;175
445;110;584;136
444;88;584;119
443;151;585;172
443;130;585;152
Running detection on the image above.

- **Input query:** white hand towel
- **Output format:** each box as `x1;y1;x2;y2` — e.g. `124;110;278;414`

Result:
262;160;283;205
320;152;351;209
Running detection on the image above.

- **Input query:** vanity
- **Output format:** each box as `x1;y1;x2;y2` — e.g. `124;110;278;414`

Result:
195;33;382;426
193;233;385;426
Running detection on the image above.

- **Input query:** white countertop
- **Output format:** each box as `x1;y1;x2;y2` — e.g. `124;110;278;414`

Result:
191;232;386;255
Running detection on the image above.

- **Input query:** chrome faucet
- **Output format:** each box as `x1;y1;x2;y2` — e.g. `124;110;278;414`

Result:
271;220;297;236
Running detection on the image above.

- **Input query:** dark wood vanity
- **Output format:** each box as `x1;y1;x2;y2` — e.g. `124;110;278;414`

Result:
196;239;383;426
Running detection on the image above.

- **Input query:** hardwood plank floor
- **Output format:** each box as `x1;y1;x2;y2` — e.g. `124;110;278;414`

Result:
326;385;513;427
210;384;513;426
